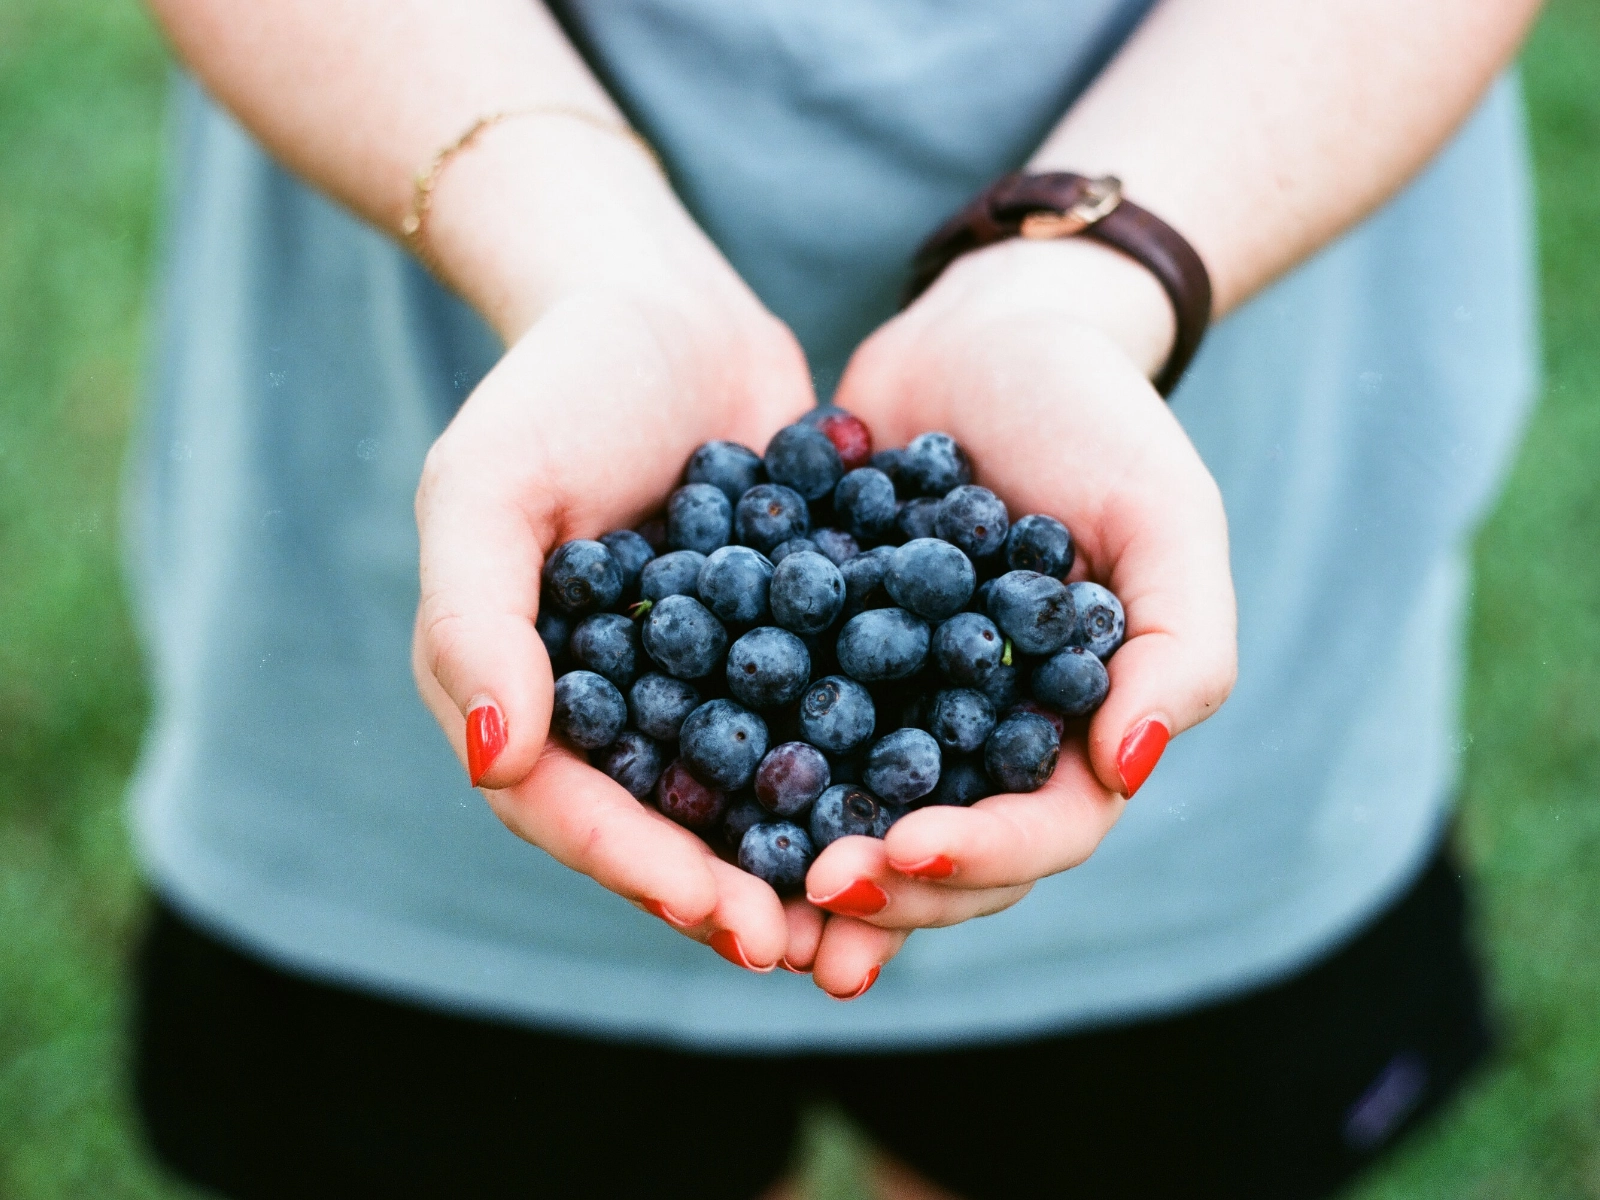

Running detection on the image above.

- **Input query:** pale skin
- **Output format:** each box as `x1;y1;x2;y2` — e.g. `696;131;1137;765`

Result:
148;0;1541;1195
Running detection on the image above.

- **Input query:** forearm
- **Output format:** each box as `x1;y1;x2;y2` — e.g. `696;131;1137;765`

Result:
146;0;713;339
1035;0;1541;317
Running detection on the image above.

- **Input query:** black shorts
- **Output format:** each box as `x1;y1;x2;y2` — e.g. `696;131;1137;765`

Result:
133;843;1490;1200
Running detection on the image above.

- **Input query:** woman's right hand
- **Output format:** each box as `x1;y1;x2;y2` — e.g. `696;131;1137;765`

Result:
410;123;819;974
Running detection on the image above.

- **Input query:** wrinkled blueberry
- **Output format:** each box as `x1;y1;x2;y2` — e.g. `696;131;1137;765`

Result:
810;527;860;566
764;423;845;502
802;407;874;471
836;607;930;682
678;699;769;790
896;497;941;542
697;545;774;626
551;670;627;750
797;674;877;754
655;758;728;830
984;712;1061;793
639;550;707;603
735;483;811;553
840;545;896;615
902;431;972;496
1066;581;1126;660
929;689;997;755
771;537;820;564
570;612;642;689
932;611;1004;687
886;538;975;621
1032;645;1111;716
920;755;992;808
686;440;765;506
542;540;623;616
935;485;1009;559
1006;513;1075;578
810;784;898;849
863;727;942;804
754;741;831;817
739;821;815;894
599;529;656;599
628;673;700;742
595;730;666;799
988;570;1077;655
833;467;898;543
666;482;733;555
726;626;811;710
770;550;846;635
641;594;728;680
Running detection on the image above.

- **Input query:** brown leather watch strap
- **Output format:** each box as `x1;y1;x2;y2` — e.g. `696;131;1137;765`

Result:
905;172;1213;397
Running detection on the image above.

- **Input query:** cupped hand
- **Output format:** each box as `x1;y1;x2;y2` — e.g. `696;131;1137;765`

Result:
412;271;815;973
799;237;1238;998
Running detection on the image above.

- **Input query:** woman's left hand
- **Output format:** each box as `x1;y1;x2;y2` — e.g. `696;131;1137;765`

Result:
784;237;1239;1000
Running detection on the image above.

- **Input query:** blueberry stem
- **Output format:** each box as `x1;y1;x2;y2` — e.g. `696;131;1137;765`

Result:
1001;639;1013;667
628;599;653;620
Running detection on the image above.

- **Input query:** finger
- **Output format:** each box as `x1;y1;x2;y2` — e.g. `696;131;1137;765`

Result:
779;896;825;973
810;916;908;1002
805;836;1032;930
694;855;791;972
878;742;1126;890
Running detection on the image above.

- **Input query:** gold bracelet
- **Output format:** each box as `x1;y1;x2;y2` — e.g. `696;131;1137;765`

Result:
400;106;663;258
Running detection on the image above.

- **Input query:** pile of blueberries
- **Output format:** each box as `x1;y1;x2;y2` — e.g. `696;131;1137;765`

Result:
537;408;1125;895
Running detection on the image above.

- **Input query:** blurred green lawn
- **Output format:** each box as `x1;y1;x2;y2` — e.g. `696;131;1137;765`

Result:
1;1;1597;1196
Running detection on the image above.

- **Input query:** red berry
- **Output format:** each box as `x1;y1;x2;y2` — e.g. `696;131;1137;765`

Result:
655;758;729;830
814;411;873;471
1008;699;1065;739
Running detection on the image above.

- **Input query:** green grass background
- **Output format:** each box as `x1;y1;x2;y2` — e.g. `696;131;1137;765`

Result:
0;1;1596;1196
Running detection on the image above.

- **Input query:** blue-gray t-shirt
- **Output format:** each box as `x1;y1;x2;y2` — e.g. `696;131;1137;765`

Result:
128;1;1536;1049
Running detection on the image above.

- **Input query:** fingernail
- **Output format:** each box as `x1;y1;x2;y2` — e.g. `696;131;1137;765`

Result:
1117;718;1170;797
827;964;881;1002
779;957;809;974
895;855;955;881
643;899;694;929
807;879;889;917
466;703;507;786
710;930;775;973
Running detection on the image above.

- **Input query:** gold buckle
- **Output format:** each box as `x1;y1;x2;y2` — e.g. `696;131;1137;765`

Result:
1018;175;1123;240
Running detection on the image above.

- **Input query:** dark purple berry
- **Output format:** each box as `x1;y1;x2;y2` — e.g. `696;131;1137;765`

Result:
655;758;728;830
754;741;831;817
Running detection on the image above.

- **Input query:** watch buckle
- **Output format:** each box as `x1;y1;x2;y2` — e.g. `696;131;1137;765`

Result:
1019;175;1124;240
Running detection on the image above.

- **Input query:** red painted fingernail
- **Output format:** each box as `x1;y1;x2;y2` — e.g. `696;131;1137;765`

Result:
1117;718;1170;797
466;704;507;785
643;899;694;929
807;879;889;917
896;855;955;880
779;957;809;974
827;964;881;1002
710;930;774;973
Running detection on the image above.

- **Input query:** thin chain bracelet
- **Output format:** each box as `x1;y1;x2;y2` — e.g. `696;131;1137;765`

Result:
400;106;663;262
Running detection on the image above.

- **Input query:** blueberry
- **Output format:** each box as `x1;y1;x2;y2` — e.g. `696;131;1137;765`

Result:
810;527;860;566
932;612;1004;687
833;468;898;543
971;578;996;616
1006;514;1075;578
1032;646;1111;716
984;712;1061;793
570;612;643;689
988;570;1077;655
920;755;993;808
870;447;909;490
635;517;668;553
797;675;877;754
902;431;972;496
980;663;1021;713
929;689;997;755
769;551;845;635
764;424;844;502
802;407;874;471
721;798;768;853
697;545;774;626
896;497;941;542
536;609;574;669
735;483;811;553
595;730;666;799
666;483;733;555
639;550;707;603
840;545;896;615
655;758;728;830
1066;581;1126;660
935;485;1009;559
809;784;898;849
726;626;811;709
678;699;769;789
885;538;975;621
754;741;831;817
641;594;729;680
771;537;820;564
686;440;765;507
627;673;700;742
739;821;815;894
1008;699;1066;739
542;540;623;616
599;529;656;599
551;670;627;750
836;607;930;682
863;727;942;804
